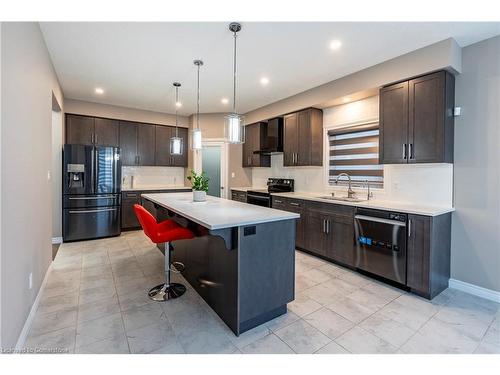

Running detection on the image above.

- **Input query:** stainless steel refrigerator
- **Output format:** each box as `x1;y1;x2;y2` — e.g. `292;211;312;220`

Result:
63;144;121;242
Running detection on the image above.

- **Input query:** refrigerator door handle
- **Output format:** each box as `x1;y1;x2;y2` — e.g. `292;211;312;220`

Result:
68;195;116;200
68;208;118;214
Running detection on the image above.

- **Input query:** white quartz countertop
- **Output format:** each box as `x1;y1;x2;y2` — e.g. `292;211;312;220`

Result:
271;192;455;217
230;187;261;192
122;186;192;192
142;192;300;230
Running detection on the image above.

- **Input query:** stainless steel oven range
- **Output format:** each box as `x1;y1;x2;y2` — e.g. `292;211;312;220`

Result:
246;178;294;208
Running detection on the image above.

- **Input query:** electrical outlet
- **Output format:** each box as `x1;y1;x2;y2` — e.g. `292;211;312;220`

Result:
29;272;33;290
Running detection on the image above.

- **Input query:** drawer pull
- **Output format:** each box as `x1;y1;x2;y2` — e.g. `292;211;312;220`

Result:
289;202;300;207
274;199;283;203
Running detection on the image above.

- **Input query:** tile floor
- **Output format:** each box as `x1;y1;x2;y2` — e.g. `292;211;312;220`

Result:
24;230;500;354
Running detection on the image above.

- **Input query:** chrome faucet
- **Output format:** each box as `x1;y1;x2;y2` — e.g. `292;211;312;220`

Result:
334;173;356;198
365;179;374;201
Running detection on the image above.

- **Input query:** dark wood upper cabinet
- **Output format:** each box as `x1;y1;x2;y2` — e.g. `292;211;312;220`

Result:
283;113;299;166
119;121;155;166
379;81;409;164
66;114;118;147
380;70;455;164
66;114;94;145
119;121;138;166
155;125;172;166
409;71;455;163
154;126;188;167
284;108;323;167
137;124;156;166
171;127;188;167
94;118;119;147
242;122;270;168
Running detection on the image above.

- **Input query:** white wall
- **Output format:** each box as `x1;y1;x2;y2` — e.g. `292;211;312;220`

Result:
252;96;454;207
1;22;64;348
451;35;500;292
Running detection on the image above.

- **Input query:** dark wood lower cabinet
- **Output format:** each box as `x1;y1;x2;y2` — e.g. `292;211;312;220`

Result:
121;189;191;230
271;196;451;300
407;213;451;299
272;197;355;266
326;212;355;267
231;190;247;203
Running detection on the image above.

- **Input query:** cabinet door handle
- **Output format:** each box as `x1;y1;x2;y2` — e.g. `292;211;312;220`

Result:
296;153;299;165
408;219;411;237
402;144;407;160
95;134;98;144
409;143;414;159
322;219;326;234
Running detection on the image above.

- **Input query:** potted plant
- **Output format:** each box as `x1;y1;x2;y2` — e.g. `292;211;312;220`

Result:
187;170;209;202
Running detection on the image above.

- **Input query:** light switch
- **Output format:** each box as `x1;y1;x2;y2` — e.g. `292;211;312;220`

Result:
47;171;51;180
231;172;235;178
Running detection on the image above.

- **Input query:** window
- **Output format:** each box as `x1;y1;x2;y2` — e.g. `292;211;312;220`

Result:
327;120;383;188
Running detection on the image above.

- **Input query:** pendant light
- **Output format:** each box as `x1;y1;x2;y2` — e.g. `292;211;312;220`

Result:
170;82;183;155
224;22;245;144
191;59;203;150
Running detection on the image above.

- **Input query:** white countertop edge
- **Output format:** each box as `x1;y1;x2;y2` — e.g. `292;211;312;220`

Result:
122;186;192;192
271;192;455;217
141;193;299;230
230;187;263;192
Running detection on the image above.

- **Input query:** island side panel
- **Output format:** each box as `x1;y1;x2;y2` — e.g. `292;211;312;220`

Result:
237;219;296;333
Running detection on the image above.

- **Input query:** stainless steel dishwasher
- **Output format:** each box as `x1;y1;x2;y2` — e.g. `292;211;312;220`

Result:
353;208;407;284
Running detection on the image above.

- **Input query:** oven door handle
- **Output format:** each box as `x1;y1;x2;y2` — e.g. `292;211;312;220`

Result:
246;194;270;201
354;214;406;227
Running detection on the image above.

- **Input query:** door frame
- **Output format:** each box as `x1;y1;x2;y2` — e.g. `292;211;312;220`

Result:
194;138;229;199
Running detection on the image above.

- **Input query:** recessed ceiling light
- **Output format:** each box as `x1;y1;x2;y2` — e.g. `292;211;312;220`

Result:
260;77;269;86
221;98;229;105
175;101;182;108
95;87;104;95
329;40;342;51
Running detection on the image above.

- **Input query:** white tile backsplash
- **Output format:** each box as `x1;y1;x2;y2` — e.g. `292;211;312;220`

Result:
251;155;453;207
122;166;186;189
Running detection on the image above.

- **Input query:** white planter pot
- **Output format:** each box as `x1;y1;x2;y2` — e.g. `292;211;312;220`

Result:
193;190;207;202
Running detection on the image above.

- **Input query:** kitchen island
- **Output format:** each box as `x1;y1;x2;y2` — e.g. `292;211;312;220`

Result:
141;192;299;336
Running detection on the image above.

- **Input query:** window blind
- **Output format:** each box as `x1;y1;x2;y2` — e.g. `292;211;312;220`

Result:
328;121;383;187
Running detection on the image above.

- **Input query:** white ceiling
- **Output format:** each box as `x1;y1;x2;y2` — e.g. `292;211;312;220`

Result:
40;22;500;115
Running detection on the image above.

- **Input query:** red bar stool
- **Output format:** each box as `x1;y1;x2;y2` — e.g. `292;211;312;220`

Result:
134;204;194;301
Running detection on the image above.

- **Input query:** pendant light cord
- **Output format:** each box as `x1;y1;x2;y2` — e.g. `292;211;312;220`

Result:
196;64;200;130
174;85;179;137
232;30;237;114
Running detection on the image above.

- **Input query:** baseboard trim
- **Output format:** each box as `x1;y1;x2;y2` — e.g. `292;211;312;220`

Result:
449;278;500;303
15;262;53;351
51;237;63;244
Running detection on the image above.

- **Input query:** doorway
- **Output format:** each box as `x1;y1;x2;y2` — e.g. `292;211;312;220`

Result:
200;141;228;198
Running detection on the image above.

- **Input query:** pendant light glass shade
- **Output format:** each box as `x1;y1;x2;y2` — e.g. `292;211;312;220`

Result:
224;113;245;144
191;60;204;150
224;22;245;144
170;136;183;155
170;82;183;155
191;128;202;150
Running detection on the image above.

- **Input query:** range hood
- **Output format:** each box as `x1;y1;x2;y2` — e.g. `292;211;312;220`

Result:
253;117;283;154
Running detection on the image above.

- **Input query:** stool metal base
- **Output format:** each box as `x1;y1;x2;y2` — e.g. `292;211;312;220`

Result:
148;283;186;302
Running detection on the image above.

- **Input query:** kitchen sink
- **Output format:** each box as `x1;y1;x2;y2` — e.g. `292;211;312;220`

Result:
317;196;366;203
